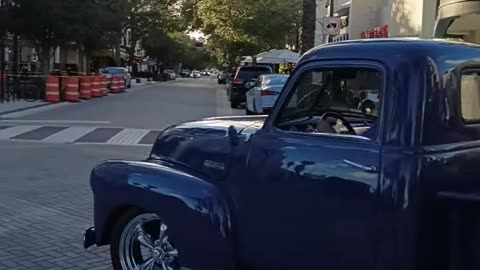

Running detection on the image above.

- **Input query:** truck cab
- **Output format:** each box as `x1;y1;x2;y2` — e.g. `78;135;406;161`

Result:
86;39;480;270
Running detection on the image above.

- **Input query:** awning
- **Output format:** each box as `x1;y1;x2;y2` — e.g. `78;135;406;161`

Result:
256;49;299;64
434;0;480;38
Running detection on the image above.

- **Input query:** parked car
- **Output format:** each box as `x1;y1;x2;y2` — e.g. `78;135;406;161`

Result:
165;69;176;80
84;39;480;270
102;67;131;88
245;74;289;115
179;69;190;78
201;71;210;76
190;71;201;78
217;72;227;84
228;65;273;108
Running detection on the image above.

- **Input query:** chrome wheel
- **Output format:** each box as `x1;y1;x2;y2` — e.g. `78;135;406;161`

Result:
118;213;179;270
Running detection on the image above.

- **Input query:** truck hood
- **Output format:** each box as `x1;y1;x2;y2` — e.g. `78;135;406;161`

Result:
149;115;266;181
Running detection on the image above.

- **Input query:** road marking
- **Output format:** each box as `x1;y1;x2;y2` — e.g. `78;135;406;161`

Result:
0;125;162;146
42;126;97;143
106;128;151;145
75;128;123;143
11;126;69;140
0;125;41;139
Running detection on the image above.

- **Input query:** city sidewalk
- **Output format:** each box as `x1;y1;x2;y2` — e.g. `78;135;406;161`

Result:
0;82;152;117
131;77;155;87
0;100;51;117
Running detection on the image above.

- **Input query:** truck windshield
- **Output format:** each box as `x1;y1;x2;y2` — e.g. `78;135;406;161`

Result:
279;68;381;123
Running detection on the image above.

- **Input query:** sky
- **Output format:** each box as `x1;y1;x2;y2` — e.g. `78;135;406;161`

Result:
188;30;205;40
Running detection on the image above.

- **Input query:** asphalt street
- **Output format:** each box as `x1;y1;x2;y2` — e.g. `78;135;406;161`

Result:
0;77;243;270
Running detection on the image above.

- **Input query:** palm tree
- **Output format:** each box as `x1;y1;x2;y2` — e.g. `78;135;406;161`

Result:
300;0;316;55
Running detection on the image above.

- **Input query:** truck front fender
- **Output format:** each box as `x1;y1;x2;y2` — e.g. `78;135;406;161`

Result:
90;160;234;270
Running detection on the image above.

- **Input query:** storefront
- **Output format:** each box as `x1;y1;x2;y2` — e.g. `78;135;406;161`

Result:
360;25;389;39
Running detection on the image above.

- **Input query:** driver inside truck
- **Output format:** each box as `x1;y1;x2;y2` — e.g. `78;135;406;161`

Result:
361;91;382;140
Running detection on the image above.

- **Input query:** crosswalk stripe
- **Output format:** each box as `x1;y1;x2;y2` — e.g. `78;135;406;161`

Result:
106;128;151;145
0;125;42;140
42;126;97;143
0;125;162;146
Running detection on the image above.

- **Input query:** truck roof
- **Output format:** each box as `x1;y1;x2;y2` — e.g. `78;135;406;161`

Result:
300;38;480;65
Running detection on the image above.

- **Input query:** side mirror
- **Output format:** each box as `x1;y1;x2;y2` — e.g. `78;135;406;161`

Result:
245;82;254;89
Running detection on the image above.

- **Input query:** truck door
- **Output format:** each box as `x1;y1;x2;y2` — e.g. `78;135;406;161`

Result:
229;62;385;270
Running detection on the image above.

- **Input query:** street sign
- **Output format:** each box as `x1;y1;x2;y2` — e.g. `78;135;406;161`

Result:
323;17;341;36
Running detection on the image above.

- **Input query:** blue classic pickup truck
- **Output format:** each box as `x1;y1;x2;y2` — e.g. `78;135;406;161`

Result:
84;39;480;270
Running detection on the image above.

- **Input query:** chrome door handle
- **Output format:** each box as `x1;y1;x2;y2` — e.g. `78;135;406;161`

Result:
343;160;377;173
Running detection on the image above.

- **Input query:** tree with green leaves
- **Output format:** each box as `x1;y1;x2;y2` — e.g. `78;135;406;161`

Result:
300;0;316;54
183;0;301;68
123;0;182;75
143;30;211;70
72;0;127;72
12;0;76;73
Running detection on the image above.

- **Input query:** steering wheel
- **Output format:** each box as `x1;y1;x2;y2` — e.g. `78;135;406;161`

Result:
320;112;356;135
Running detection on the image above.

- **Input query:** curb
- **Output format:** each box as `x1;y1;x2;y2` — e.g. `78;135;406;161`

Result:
0;84;150;119
0;102;53;117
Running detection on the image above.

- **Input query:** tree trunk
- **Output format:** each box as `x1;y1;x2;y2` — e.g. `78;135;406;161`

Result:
12;34;18;74
300;0;316;55
0;30;5;102
39;45;51;75
85;52;91;75
128;30;138;76
127;46;136;75
59;46;67;71
114;36;121;66
296;25;301;52
78;48;85;73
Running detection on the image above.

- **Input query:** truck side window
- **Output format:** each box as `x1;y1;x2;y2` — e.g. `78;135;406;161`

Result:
461;71;480;124
275;68;382;139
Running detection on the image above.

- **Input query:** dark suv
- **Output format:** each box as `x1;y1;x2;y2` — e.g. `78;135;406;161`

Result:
228;65;272;108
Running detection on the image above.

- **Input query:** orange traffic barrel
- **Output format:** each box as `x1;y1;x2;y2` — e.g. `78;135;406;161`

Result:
118;77;126;92
91;76;101;98
64;77;79;102
79;77;92;99
45;76;60;103
110;77;121;93
101;76;109;96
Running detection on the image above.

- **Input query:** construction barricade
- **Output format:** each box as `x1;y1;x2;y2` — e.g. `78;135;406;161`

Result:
45;76;60;103
101;76;109;96
79;76;92;100
64;77;79;102
91;76;102;98
119;77;126;92
110;77;122;93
